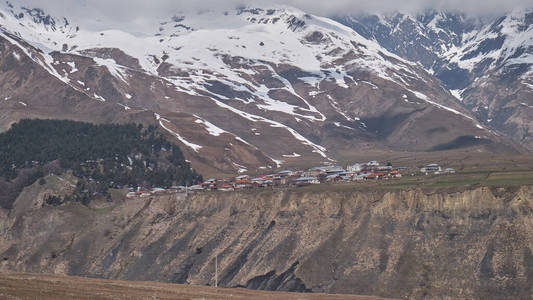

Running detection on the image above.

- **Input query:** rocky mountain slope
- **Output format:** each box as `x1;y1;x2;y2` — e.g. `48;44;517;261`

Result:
0;2;521;176
338;9;533;149
2;176;533;299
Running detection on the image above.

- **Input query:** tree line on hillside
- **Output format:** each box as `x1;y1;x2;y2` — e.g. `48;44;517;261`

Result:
0;119;203;207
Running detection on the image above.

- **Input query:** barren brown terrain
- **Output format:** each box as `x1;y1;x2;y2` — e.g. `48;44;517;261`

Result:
0;272;394;300
2;174;533;299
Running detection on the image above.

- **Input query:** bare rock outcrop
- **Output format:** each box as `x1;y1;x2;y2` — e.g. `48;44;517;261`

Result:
2;183;533;299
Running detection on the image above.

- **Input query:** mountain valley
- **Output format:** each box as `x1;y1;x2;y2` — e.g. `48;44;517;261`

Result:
1;1;533;299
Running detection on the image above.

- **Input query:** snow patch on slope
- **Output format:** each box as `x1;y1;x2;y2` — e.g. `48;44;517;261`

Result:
194;116;227;136
155;113;203;152
93;57;129;83
205;93;330;159
66;61;78;73
450;89;464;101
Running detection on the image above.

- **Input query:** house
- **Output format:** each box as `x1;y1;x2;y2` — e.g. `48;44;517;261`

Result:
367;161;380;166
443;168;456;174
263;179;274;186
325;174;341;182
252;177;275;187
367;172;386;180
376;165;393;171
340;175;353;181
202;179;217;185
347;163;363;172
218;184;234;192
277;170;294;177
270;175;290;185
306;166;324;176
329;172;354;182
427;163;441;169
174;186;188;193
135;190;151;197
251;177;265;185
292;170;304;177
324;166;345;174
234;179;251;189
389;171;402;178
262;175;274;181
366;173;378;180
421;163;441;173
353;174;367;181
337;171;355;177
307;165;343;174
295;176;320;186
201;179;217;191
361;164;379;172
152;188;167;194
235;175;249;181
189;185;204;192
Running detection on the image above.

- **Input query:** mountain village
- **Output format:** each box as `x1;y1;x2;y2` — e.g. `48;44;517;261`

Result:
126;161;456;197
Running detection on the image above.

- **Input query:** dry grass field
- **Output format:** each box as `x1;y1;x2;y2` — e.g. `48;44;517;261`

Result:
0;273;395;300
334;149;533;171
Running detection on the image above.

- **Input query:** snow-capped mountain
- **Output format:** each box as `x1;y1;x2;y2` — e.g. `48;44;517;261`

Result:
339;9;533;149
0;2;521;175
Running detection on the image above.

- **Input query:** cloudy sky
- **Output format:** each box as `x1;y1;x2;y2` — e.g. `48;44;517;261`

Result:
14;0;533;30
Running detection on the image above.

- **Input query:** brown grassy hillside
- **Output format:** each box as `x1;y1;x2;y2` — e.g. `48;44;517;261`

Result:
0;272;394;300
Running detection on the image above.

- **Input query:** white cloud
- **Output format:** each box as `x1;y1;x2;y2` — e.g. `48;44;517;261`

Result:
282;0;532;15
12;0;533;30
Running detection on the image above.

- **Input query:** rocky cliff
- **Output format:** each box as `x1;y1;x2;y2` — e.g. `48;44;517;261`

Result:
1;179;533;299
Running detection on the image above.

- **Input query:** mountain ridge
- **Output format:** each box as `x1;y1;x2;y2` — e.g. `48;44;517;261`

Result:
0;2;526;175
338;8;533;149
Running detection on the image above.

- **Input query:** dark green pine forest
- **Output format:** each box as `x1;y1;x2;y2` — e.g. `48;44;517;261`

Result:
0;119;202;208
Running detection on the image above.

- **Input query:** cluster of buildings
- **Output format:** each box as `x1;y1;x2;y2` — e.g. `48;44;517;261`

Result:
179;161;410;193
125;161;457;197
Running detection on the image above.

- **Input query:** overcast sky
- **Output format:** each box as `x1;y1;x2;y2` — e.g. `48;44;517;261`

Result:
15;0;533;29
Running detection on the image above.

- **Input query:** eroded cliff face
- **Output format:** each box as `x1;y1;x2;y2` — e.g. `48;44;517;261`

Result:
1;184;533;299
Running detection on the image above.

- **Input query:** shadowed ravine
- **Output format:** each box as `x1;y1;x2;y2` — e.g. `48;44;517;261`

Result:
1;184;533;299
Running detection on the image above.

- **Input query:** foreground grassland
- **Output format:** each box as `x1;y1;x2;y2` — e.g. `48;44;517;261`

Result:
0;273;393;300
